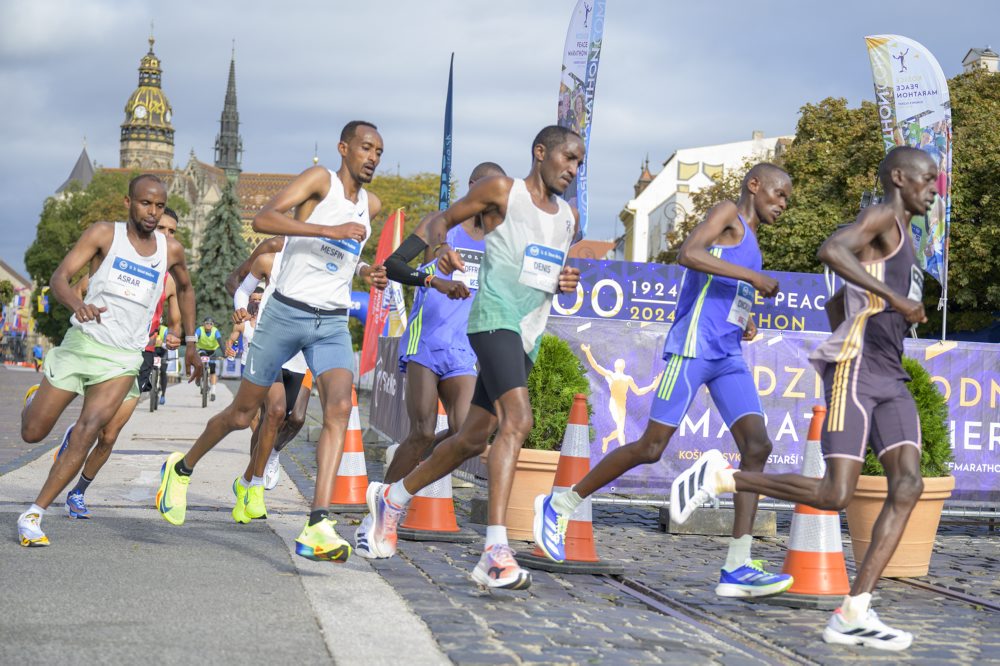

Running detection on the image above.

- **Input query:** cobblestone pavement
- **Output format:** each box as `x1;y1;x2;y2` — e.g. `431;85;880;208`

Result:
281;391;998;665
0;365;80;474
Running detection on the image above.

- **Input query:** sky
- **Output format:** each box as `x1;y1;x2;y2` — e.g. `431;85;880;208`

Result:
1;0;997;279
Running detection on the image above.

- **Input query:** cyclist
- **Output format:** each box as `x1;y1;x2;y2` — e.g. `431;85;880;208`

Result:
195;317;224;401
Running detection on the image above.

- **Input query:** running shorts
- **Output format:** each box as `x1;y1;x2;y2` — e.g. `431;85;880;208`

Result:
468;329;532;415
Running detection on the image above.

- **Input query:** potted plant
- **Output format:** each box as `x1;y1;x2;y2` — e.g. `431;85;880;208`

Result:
845;356;954;577
482;335;591;540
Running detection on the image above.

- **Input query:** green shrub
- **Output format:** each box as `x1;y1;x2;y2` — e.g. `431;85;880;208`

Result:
862;356;952;477
525;335;591;451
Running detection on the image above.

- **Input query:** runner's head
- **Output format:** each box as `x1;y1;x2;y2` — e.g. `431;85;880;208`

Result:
468;162;505;187
126;174;167;235
339;120;382;184
203;317;215;332
614;359;626;373
878;146;938;216
741;163;791;225
531;126;584;196
158;207;179;237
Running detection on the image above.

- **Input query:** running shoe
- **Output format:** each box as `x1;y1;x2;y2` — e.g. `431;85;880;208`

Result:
471;544;532;590
263;451;281;490
210;393;216;402
156;452;190;526
232;477;250;524
17;510;49;547
24;383;39;407
365;482;406;558
354;513;377;559
65;490;91;519
245;485;267;520
295;518;351;563
533;493;568;563
53;424;74;462
669;449;730;525
716;559;793;598
822;608;914;651
159;395;166;405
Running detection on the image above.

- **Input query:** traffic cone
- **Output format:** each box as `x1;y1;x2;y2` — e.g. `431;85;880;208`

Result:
761;405;851;609
329;387;369;512
517;394;624;575
399;401;477;542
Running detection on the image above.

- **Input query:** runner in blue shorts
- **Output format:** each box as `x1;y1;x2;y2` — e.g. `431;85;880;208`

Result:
535;163;794;598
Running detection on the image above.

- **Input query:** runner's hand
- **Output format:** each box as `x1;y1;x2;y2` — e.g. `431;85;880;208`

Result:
436;249;465;274
164;331;181;350
325;222;367;242
751;272;779;298
224;344;236;359
74;303;107;324
232;308;251;325
362;264;388;290
891;295;927;324
185;345;202;383
431;277;470;300
743;318;757;341
558;266;581;293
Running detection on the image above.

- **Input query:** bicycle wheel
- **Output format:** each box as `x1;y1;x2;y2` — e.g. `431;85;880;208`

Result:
149;369;158;412
201;366;209;408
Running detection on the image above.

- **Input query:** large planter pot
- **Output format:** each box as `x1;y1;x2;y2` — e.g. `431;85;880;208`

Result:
480;446;559;541
845;474;955;578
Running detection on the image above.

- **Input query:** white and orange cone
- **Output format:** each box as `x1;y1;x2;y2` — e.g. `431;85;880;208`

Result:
329;387;369;512
518;394;623;575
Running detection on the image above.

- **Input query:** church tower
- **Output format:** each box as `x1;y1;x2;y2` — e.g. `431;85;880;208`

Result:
214;48;243;179
119;35;175;169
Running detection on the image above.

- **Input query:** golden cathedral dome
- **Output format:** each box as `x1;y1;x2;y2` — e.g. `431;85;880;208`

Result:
121;36;174;146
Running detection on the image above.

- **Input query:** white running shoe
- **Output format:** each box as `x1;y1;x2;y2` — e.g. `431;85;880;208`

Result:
669;449;729;525
822;608;914;651
263;451;281;490
354;514;377;559
17;511;49;547
471;544;532;590
365;482;406;558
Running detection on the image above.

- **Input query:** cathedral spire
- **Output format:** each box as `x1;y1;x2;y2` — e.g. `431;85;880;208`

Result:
214;45;243;179
120;34;174;169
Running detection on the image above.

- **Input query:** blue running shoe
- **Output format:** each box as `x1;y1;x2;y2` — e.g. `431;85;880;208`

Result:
66;490;91;519
716;559;793;598
53;424;74;462
159;395;166;405
532;493;567;563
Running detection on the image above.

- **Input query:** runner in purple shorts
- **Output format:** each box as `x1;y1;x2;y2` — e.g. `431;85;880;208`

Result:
534;163;793;599
671;146;935;652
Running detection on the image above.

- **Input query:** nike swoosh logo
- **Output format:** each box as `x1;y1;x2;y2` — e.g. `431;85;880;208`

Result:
151;261;161;268
160;470;173;513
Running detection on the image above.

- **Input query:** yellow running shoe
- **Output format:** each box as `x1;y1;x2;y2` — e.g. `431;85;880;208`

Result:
232;476;250;524
245;485;267;520
295;518;351;563
23;383;39;407
156;452;190;526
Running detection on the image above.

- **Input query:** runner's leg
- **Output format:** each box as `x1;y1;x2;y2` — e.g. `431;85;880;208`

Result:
384;362;440;484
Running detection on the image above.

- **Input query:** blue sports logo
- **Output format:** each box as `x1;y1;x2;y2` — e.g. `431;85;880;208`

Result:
529;246;539;257
326;262;339;272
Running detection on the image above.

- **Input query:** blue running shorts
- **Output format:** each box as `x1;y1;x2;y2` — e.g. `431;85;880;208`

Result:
649;354;763;428
399;345;477;381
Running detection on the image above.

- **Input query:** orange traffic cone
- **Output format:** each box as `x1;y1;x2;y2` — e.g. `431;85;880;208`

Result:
517;394;624;575
329;387;369;512
399;401;476;542
763;405;851;609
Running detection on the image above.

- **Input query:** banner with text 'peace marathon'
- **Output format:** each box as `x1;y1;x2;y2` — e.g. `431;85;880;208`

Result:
558;0;606;238
359;208;406;377
865;35;952;287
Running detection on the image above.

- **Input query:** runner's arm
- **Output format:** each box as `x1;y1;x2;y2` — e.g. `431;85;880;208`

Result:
225;236;284;296
166;236;202;381
165;273;181;347
50;222;115;322
225;323;242;358
253;167;364;243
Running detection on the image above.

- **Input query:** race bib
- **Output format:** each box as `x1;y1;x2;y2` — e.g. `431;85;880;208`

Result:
312;237;361;275
453;248;483;290
518;244;565;294
107;257;159;305
907;265;924;302
726;280;755;330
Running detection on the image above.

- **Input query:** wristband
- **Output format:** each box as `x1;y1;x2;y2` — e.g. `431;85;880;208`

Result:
185;335;197;343
423;274;435;288
355;261;370;277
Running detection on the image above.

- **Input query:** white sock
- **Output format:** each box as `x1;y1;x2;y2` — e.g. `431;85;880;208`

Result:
211;385;217;395
387;480;413;507
840;592;873;622
27;503;46;517
485;525;508;548
723;534;753;571
552;488;584;516
250;475;264;487
268;449;280;463
242;474;252;485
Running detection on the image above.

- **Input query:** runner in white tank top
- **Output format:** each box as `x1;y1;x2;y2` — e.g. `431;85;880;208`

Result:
19;175;198;548
371;126;583;591
157;121;388;564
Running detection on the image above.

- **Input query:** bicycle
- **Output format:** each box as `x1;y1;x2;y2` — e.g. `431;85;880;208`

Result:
149;354;161;413
200;355;212;408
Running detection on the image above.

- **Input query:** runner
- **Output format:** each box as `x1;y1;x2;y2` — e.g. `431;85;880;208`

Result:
155;120;387;564
534;163;794;598
17;175;197;546
362;126;582;590
356;162;505;556
670;146;934;651
50;207;186;519
194;317;224;400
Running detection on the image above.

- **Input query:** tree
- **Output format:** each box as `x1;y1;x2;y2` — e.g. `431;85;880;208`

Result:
193;179;249;330
0;280;13;307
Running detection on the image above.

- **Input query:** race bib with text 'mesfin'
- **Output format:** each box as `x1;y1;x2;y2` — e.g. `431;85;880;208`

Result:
108;257;160;304
313;237;362;274
518;244;565;294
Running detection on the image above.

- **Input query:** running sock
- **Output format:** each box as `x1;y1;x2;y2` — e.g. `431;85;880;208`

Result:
387;480;413;507
175;458;193;477
211;385;217;395
552;488;584;516
723;534;753;572
716;468;737;494
242;474;251;485
308;509;328;526
485;525;508;549
840;592;872;622
249;475;264;487
71;474;94;495
28;503;46;516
